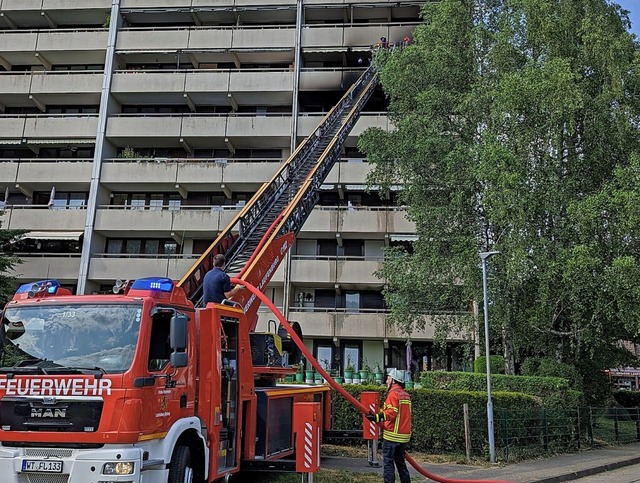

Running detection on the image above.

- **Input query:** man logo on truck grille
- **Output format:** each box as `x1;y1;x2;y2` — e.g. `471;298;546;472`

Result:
31;408;67;418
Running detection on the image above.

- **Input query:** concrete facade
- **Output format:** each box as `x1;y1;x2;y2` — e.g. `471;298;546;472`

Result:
0;1;469;376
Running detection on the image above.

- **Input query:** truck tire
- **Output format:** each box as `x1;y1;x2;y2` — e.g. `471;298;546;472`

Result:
168;445;193;483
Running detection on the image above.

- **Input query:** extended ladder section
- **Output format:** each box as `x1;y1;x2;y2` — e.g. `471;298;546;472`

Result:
177;65;378;316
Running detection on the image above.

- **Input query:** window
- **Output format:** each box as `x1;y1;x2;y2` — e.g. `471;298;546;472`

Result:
107;239;123;254
148;311;173;371
388;341;468;376
7;237;81;255
112;193;128;206
341;240;364;257
314;290;336;309
315;344;333;372
192;239;214;255
163;241;178;255
361;291;386;310
125;240;141;254
68;193;86;209
149;194;164;211
168;195;181;211
111;192;181;210
317;240;337;256
130;194;145;210
345;292;360;313
343;344;361;372
34;191;88;210
145;240;160;254
106;239;180;256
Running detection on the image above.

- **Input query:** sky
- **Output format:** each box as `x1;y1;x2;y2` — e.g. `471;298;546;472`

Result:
616;0;640;35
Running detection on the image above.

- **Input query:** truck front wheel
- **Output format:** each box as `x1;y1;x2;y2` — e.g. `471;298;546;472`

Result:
168;445;193;483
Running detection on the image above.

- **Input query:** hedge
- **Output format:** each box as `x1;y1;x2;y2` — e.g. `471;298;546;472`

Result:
474;355;505;374
330;384;541;453
520;357;584;391
419;371;581;404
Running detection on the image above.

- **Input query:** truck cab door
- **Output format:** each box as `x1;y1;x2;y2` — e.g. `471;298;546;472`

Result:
139;310;190;434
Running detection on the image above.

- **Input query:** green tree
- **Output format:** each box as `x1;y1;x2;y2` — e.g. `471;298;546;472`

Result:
0;224;23;304
359;0;640;380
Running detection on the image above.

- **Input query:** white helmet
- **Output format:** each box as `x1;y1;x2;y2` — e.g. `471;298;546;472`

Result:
387;368;406;384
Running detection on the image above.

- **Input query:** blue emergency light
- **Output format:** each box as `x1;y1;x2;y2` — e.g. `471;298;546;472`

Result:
130;277;174;293
15;279;60;295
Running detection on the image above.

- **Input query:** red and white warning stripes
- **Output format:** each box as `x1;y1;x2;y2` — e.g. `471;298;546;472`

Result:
304;422;314;468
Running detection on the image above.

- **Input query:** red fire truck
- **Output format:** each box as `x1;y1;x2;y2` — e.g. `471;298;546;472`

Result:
0;65;378;483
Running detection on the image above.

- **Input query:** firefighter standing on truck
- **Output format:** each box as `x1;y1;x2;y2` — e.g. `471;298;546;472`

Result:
366;368;412;483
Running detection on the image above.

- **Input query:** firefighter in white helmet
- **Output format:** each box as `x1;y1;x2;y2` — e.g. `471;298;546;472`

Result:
366;368;412;483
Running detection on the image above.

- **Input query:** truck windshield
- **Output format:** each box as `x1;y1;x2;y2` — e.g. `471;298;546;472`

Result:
0;304;142;374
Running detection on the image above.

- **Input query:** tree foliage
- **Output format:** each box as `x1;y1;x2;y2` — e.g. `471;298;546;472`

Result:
0;223;23;304
359;0;640;379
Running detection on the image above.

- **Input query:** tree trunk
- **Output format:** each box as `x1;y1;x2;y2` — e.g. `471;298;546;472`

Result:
502;322;516;375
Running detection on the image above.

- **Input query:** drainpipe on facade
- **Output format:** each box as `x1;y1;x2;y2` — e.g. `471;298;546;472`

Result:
77;0;121;294
283;0;304;318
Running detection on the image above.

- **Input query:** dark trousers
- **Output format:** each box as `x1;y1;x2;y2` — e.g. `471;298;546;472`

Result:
382;440;410;483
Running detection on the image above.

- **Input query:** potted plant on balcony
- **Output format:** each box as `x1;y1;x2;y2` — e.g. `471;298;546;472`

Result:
359;359;370;382
296;292;314;309
305;362;315;384
295;364;304;383
344;355;355;383
374;361;384;384
320;359;331;384
333;369;344;384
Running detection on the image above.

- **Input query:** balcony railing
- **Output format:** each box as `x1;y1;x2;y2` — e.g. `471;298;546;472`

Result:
91;253;200;260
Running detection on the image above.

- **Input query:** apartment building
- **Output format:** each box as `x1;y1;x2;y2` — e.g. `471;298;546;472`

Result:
0;0;467;379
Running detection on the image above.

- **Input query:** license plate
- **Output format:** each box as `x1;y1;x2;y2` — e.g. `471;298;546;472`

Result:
21;459;63;473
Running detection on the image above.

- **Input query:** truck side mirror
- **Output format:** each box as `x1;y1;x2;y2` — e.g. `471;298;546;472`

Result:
169;313;188;368
170;313;188;350
170;351;188;368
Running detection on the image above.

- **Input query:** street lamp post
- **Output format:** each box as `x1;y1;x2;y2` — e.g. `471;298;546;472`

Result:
480;250;499;464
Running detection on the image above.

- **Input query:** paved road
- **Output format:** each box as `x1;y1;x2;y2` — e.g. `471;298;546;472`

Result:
572;462;640;483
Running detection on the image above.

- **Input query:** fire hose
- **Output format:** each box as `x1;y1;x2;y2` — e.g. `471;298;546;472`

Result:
233;279;515;483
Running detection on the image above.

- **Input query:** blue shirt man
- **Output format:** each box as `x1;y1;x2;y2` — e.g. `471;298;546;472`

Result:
203;254;242;304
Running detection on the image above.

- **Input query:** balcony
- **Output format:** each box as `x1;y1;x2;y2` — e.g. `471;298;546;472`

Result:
0;29;107;66
261;309;413;340
94;205;242;238
302;206;414;235
386;208;415;233
98;158;364;193
2;205;87;231
301;22;417;49
7;254;81;282
111;70;294;105
120;0;296;8
13;160;93;192
297;113;390;139
290;256;383;285
175;159;280;191
299;68;362;92
20;114;98;140
0;0;109;17
87;253;198;281
100;158;280;192
106;115;185;145
105;114;292;149
0;162;19;186
117;25;295;52
304;206;386;235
